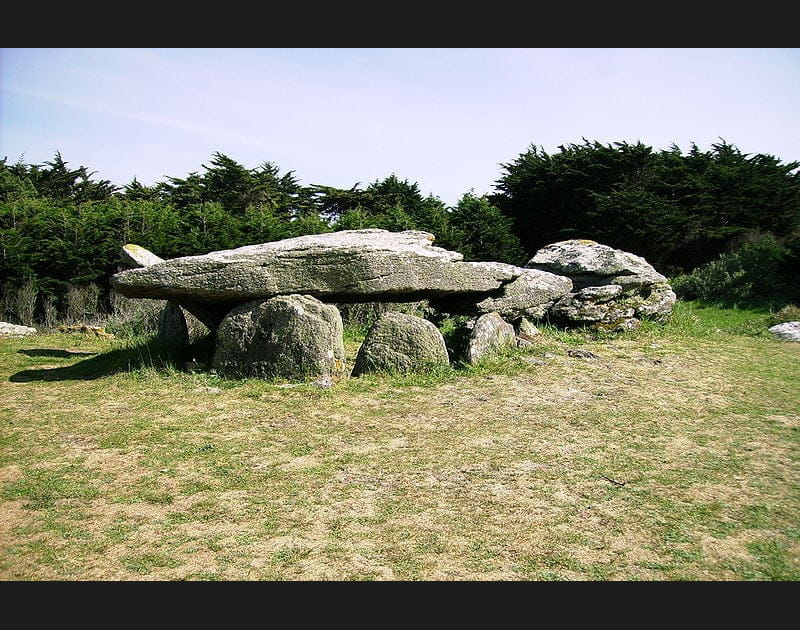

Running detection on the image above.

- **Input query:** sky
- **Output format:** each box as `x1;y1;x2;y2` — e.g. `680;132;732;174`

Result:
1;48;799;206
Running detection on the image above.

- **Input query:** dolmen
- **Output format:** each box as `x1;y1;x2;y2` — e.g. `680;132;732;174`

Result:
110;230;675;381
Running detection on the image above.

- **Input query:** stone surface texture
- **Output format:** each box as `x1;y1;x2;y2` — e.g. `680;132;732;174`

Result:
352;311;449;376
0;322;37;337
213;294;345;380
156;302;190;346
526;240;674;327
465;313;516;364
769;321;800;342
112;230;522;305
433;268;572;320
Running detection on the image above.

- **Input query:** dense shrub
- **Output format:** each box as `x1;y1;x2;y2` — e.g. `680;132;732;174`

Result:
671;235;798;307
770;304;800;325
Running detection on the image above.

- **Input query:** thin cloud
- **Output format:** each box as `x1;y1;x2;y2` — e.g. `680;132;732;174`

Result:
3;84;269;149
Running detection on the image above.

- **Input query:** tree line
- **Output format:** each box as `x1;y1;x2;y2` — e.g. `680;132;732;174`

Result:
1;139;798;322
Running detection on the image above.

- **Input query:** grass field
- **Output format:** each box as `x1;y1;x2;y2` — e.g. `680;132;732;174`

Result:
1;301;798;580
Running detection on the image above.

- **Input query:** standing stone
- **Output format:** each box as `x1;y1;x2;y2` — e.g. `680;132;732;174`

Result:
156;302;190;346
352;311;449;376
213;294;345;381
465;313;516;364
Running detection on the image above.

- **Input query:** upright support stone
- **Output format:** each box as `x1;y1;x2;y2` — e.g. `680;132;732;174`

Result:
156;302;190;347
465;313;516;364
213;294;345;381
352;311;449;376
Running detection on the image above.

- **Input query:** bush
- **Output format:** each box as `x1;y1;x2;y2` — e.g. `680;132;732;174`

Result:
770;304;800;325
671;235;798;307
41;295;58;330
105;291;164;338
64;283;103;325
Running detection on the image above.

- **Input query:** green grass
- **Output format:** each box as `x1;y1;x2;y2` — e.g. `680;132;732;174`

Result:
0;300;798;580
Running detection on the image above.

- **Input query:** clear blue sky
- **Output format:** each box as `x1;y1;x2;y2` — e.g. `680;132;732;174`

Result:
2;48;798;205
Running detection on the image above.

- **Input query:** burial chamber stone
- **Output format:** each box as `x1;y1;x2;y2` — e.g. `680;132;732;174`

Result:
527;239;667;291
525;239;675;327
110;230;523;307
117;244;223;331
352;311;449;376
155;301;190;347
431;267;573;320
465;313;516;364
213;294;345;380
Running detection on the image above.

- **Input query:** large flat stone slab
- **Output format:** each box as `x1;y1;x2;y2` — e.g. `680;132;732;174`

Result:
111;230;522;306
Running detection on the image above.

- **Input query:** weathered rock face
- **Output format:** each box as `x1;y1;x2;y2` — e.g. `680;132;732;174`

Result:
111;230;522;306
120;243;164;268
352;311;449;376
117;244;220;331
0;322;37;337
527;239;667;291
769;321;800;342
156;302;190;346
633;284;677;322
465;313;516;364
515;317;541;348
213;295;345;380
526;240;674;327
432;267;572;320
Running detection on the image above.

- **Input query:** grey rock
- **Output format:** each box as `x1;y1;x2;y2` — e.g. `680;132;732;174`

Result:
527;240;674;327
515;317;540;349
111;230;522;305
156;302;190;346
352;311;449;376
466;313;516;364
549;292;636;325
516;317;541;338
213;294;345;381
120;244;164;268
433;268;572;320
576;284;623;301
527;239;666;291
119;245;223;331
769;321;800;342
568;349;599;360
634;284;677;322
0;321;37;336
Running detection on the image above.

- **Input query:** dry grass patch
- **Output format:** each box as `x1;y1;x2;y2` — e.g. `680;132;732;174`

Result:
1;305;798;580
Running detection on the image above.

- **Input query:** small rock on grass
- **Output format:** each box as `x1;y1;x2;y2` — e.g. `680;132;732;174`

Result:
769;321;800;342
568;349;599;360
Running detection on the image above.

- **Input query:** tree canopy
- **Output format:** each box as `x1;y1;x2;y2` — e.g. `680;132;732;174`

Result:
2;141;798;318
491;139;800;273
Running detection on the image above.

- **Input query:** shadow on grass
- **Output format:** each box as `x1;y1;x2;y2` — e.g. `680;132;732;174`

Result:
9;336;214;382
18;348;97;358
